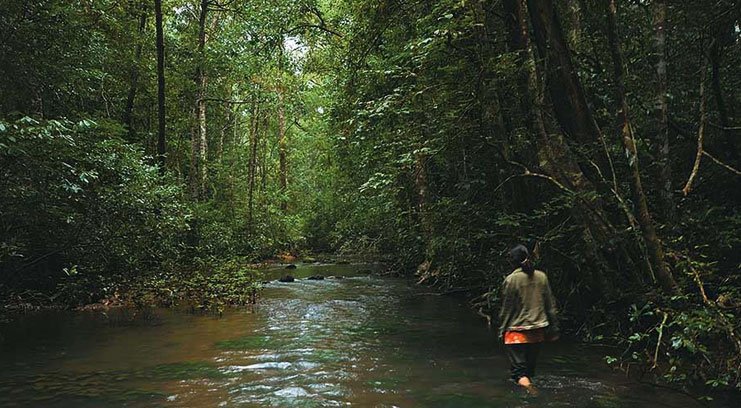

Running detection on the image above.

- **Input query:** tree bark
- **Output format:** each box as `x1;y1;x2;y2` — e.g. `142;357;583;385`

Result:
260;115;269;192
606;0;678;294
567;0;581;48
652;0;673;220
414;148;431;239
247;97;260;233
504;0;618;294
525;0;614;187
682;54;708;196
277;85;288;212
190;0;211;200
154;0;166;174
123;8;147;140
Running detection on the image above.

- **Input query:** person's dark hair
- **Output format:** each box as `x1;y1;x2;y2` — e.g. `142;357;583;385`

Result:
510;244;534;275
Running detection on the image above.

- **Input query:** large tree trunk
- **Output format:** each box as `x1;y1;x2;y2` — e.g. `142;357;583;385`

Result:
526;1;600;152
277;86;288;212
154;0;166;173
606;0;678;294
526;0;619;193
652;0;674;220
123;8;147;140
503;0;616;294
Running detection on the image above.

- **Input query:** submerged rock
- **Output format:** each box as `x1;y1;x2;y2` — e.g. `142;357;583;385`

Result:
278;275;295;282
307;275;325;280
285;264;297;269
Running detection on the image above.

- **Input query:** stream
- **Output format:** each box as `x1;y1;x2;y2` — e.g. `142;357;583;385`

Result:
0;263;727;407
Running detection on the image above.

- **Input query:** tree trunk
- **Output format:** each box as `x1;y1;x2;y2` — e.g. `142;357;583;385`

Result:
123;8;147;140
414;149;431;239
652;0;674;220
277;86;288;212
247;98;260;233
682;54;708;197
606;0;678;294
154;0;166;174
504;0;617;294
525;0;614;187
190;0;210;200
567;0;581;48
260;115;269;193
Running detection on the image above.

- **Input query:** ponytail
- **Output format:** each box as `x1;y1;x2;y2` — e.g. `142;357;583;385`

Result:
521;258;535;275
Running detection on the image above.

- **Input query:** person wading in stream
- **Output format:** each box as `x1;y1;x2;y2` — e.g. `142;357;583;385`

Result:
499;244;559;393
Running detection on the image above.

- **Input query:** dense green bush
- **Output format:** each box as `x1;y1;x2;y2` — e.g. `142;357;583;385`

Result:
0;117;190;305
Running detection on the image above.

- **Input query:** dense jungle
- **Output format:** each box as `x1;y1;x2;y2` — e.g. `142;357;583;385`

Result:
1;0;740;406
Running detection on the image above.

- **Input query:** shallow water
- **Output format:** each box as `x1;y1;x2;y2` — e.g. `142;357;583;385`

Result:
0;264;733;407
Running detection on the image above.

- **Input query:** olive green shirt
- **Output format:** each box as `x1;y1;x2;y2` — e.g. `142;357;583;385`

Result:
498;268;559;336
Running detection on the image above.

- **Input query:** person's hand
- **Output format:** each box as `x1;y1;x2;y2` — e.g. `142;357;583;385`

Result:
547;333;560;342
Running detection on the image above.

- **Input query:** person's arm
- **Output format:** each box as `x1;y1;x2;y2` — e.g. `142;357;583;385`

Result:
543;274;560;338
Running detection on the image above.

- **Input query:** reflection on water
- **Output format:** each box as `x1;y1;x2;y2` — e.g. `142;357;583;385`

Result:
0;264;729;407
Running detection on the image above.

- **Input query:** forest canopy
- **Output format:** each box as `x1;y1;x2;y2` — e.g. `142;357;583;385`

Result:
1;0;740;393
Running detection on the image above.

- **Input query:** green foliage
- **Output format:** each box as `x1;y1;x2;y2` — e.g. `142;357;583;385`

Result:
610;296;740;391
0;117;190;305
1;0;739;396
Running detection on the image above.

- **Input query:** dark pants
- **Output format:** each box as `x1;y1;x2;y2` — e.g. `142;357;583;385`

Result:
505;343;541;381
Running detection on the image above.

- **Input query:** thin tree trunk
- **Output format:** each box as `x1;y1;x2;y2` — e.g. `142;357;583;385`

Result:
247;98;260;233
413;143;433;284
682;54;708;196
607;0;678;294
277;86;288;212
260;115;269;193
123;8;147;140
567;0;581;48
190;0;211;200
414;148;431;238
652;0;673;220
217;114;225;160
154;0;166;174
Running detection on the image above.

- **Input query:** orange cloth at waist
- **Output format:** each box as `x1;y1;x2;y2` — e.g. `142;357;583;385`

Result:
504;328;546;344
